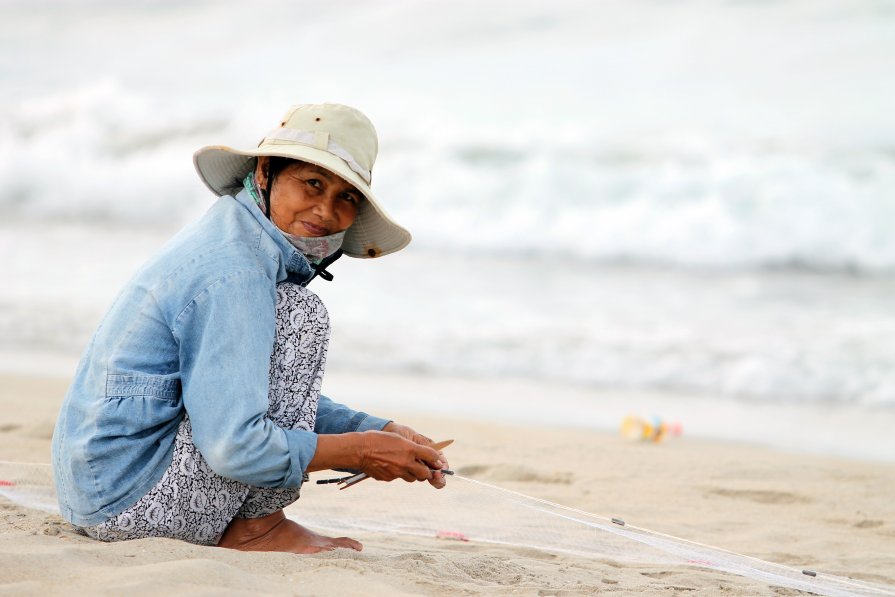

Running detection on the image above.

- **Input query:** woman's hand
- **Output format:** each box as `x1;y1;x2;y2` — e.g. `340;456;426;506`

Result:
382;422;450;489
358;430;444;484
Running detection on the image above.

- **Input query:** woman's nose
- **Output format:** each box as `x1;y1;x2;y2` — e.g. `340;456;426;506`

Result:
314;195;337;221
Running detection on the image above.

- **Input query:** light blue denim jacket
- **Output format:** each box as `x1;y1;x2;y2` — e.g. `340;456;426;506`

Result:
51;189;389;527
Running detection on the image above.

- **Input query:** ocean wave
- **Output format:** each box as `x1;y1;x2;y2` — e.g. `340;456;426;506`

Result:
3;0;895;273
4;83;893;272
381;134;895;273
322;310;895;408
0;81;228;226
1;221;893;409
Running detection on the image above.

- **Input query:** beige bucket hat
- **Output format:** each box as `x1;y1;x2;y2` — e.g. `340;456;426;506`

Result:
193;103;411;258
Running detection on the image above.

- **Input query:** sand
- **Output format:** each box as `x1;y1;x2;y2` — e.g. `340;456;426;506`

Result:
1;372;894;596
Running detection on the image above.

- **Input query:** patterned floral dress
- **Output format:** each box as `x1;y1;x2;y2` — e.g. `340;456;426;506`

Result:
80;283;329;545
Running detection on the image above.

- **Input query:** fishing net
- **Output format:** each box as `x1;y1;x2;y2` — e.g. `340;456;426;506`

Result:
292;474;894;597
0;461;57;515
1;460;892;597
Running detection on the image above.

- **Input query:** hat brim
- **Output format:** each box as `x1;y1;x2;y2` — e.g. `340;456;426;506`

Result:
193;144;411;258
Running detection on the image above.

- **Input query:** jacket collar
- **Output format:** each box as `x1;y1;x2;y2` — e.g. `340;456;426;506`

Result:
233;188;313;281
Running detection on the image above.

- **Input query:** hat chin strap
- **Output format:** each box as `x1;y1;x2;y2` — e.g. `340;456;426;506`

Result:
263;128;371;184
256;167;273;222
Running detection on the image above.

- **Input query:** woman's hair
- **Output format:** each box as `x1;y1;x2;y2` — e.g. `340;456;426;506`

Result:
263;156;298;192
258;156;300;216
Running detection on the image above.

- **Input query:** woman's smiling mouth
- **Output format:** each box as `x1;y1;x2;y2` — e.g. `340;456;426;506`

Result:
300;220;329;236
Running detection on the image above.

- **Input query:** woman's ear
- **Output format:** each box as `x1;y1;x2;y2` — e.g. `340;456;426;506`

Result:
254;156;269;189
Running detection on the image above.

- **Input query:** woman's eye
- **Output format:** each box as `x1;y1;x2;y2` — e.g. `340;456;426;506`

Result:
341;193;360;205
307;179;321;188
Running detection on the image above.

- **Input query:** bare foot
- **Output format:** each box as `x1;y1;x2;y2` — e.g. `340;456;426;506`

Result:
217;509;363;554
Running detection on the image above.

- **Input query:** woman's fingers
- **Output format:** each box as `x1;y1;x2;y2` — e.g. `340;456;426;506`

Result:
355;430;451;487
379;424;449;485
407;440;449;488
413;443;443;470
381;422;416;442
359;431;440;482
382;422;435;449
399;465;430;483
407;457;436;482
402;470;423;483
403;436;437;464
427;449;448;489
429;470;446;489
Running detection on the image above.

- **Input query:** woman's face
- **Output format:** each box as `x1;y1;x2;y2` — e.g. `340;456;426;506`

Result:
256;158;362;237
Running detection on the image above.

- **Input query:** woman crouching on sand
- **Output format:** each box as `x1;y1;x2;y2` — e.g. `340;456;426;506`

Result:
51;103;447;553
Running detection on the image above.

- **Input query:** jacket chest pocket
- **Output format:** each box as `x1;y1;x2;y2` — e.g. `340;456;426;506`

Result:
102;374;183;437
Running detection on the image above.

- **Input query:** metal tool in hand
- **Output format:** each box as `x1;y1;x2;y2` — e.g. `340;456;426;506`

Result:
316;439;454;490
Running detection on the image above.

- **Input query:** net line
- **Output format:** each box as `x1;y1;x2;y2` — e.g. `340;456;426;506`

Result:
1;460;892;597
0;461;57;515
293;473;895;597
457;476;895;597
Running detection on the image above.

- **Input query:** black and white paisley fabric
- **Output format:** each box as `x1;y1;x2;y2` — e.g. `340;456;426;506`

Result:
80;283;330;545
266;283;329;433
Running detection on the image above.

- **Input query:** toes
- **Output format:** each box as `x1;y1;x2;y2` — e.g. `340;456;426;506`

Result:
334;536;363;551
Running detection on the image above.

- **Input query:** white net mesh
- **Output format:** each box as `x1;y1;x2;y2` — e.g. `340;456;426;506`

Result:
290;474;895;597
0;460;57;514
1;460;892;597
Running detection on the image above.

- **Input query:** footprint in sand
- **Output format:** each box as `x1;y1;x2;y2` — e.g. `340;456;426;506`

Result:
765;552;811;565
705;488;810;505
24;422;56;440
455;464;572;485
640;571;675;579
451;555;535;584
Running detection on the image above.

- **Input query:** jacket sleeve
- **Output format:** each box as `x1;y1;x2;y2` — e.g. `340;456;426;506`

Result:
173;270;315;487
314;394;391;435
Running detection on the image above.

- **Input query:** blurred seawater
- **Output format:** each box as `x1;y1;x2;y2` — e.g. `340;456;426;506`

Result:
1;0;894;454
2;0;894;270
